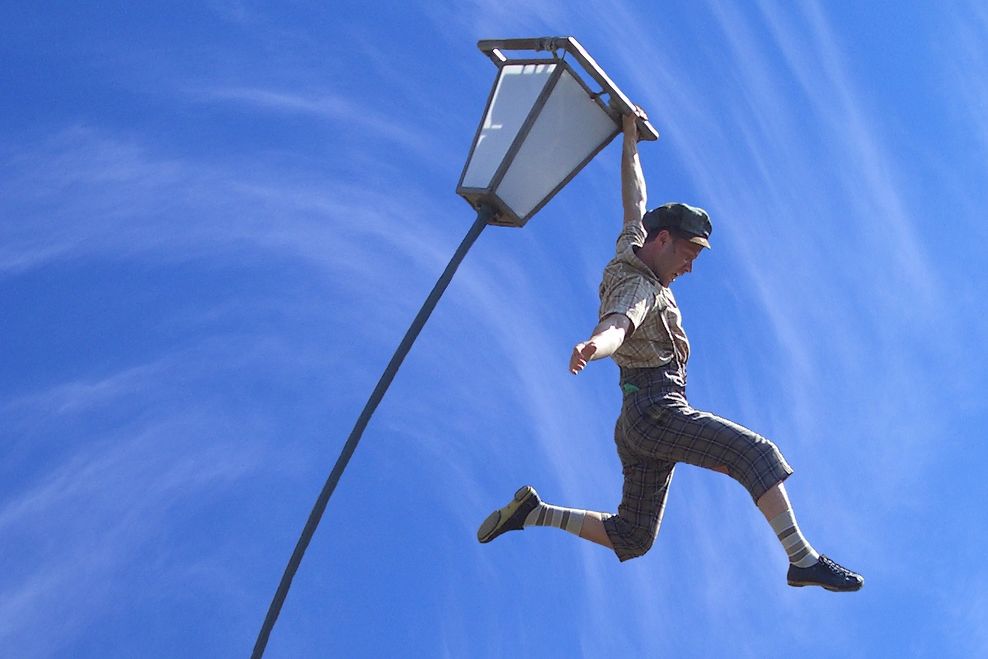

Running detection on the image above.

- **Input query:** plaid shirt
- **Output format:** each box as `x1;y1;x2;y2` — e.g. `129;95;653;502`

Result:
598;222;690;368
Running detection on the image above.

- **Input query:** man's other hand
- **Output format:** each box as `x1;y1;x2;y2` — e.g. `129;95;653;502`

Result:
570;342;598;374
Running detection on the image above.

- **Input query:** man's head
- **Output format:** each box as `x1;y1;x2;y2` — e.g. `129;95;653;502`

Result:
642;203;712;248
639;202;712;286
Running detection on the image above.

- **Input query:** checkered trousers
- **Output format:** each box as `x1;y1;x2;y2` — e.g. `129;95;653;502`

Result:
602;361;793;562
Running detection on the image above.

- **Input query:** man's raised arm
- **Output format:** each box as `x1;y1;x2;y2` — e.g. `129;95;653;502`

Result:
621;111;647;226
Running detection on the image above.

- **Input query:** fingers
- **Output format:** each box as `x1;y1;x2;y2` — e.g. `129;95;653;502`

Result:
569;342;598;374
622;106;649;142
569;343;586;374
623;105;648;121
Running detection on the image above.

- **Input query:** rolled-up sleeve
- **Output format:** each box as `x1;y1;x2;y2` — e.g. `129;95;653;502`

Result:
600;273;660;333
615;222;646;255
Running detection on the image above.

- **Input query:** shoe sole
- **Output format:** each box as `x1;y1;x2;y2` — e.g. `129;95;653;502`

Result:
477;485;535;544
788;580;863;592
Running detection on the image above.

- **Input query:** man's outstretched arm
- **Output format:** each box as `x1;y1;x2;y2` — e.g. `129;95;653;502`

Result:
570;313;633;374
621;111;647;226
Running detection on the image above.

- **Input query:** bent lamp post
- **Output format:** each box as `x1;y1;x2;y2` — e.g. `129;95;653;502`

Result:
252;36;657;658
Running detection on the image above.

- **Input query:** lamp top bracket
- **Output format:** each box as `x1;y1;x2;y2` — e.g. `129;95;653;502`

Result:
476;36;659;141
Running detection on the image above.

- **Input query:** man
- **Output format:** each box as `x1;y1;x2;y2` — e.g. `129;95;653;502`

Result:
477;112;863;592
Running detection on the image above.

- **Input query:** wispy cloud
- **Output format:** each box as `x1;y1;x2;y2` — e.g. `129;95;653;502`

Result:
0;125;457;302
0;381;262;655
199;86;354;118
943;2;988;155
420;0;567;42
189;86;438;157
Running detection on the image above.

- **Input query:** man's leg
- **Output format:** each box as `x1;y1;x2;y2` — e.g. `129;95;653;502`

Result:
577;514;613;548
478;415;673;560
627;403;863;591
476;485;613;548
520;492;615;549
757;480;820;567
600;441;676;561
755;480;864;591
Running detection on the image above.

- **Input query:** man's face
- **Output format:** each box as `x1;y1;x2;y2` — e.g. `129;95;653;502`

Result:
655;236;704;286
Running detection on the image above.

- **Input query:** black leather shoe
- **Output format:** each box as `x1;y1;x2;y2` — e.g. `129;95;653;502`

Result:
788;555;864;592
477;485;541;544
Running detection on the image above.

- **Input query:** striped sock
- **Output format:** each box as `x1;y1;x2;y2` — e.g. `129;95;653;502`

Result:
769;509;820;568
524;502;587;538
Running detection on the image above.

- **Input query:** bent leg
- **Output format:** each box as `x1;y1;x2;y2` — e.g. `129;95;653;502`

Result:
624;403;793;503
602;434;676;562
578;513;615;549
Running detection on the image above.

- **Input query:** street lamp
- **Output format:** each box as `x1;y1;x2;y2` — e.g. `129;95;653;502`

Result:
458;37;658;226
252;36;656;658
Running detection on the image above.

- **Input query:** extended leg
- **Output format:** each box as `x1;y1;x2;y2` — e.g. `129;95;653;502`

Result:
477;485;613;549
757;481;820;567
757;479;863;591
625;402;863;590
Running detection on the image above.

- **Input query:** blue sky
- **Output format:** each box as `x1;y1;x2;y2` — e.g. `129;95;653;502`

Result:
2;1;987;657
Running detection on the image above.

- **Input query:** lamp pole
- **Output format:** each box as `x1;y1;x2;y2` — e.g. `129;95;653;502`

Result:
251;205;491;658
251;36;656;657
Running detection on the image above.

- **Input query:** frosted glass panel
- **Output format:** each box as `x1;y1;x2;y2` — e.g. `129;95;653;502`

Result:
497;67;616;219
461;63;556;189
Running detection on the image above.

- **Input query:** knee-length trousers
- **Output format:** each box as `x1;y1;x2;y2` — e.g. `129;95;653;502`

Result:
602;362;793;562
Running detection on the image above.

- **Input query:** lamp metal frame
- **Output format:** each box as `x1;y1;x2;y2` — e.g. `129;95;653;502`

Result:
456;36;659;227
